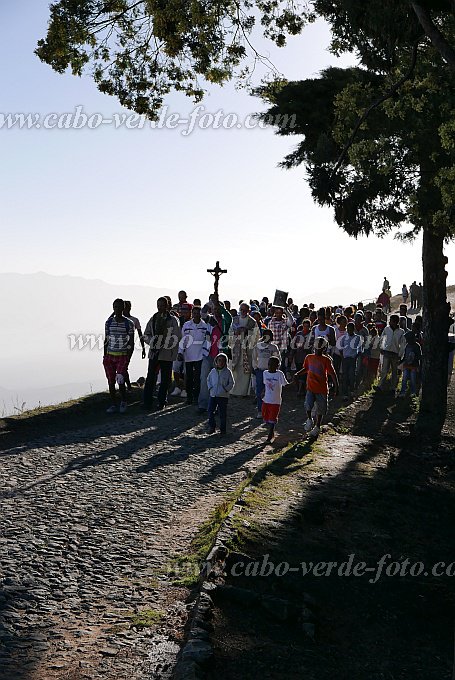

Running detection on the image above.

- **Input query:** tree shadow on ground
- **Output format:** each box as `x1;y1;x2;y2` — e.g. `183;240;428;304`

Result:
207;387;455;680
0;583;48;680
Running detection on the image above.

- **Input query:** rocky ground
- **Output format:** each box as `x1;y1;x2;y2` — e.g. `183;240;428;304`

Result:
0;387;316;680
1;376;454;680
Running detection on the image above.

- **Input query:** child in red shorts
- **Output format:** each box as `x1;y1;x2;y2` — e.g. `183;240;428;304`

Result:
262;356;289;443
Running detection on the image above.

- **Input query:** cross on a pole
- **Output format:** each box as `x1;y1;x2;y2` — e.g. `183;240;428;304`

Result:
207;261;227;302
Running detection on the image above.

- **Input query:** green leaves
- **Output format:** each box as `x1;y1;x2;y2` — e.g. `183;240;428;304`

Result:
257;38;455;241
37;0;310;119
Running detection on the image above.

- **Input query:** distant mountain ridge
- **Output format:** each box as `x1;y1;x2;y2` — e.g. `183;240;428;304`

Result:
0;272;179;413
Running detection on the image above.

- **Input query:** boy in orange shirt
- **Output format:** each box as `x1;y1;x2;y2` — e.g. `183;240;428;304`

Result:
295;336;339;438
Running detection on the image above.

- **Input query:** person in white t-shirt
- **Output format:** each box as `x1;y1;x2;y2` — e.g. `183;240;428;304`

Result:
262;356;289;443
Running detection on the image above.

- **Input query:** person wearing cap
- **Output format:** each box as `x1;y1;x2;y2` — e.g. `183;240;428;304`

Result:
295;336;339;438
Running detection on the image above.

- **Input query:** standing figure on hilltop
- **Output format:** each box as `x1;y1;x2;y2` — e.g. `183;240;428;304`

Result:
103;299;134;414
143;297;181;410
417;283;423;310
382;276;390;293
402;284;409;305
410;281;418;310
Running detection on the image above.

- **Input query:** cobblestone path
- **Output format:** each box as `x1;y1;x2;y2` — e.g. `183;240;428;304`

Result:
0;394;308;679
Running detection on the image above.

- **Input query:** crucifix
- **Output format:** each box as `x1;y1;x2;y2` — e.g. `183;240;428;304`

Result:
207;261;227;302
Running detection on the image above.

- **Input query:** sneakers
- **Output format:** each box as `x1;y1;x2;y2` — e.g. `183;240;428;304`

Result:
304;418;313;432
256;410;263;419
119;401;127;414
309;425;320;438
181;390;187;398
106;404;117;414
170;387;181;396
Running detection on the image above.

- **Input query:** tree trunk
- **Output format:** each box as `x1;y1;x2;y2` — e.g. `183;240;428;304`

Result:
411;2;455;71
416;227;448;438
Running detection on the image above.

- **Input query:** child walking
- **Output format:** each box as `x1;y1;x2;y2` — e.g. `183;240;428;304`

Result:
207;353;235;435
295;336;339;438
262;356;289;443
252;328;281;419
398;331;422;397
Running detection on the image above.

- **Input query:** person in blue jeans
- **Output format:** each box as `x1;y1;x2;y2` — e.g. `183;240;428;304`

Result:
252;328;281;419
398;331;422;397
206;353;235;435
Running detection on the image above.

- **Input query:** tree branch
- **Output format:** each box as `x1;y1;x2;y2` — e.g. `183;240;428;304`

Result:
331;42;419;178
411;2;455;69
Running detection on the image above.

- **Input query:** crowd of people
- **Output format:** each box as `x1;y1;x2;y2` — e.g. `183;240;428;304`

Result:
102;285;455;441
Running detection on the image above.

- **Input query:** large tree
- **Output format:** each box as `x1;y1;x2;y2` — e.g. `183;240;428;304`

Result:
36;1;455;119
256;43;455;436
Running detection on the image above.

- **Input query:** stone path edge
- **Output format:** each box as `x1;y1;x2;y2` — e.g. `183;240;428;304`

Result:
172;395;372;680
172;439;311;680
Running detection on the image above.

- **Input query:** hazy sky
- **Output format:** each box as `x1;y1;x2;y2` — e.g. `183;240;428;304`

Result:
1;1;454;305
